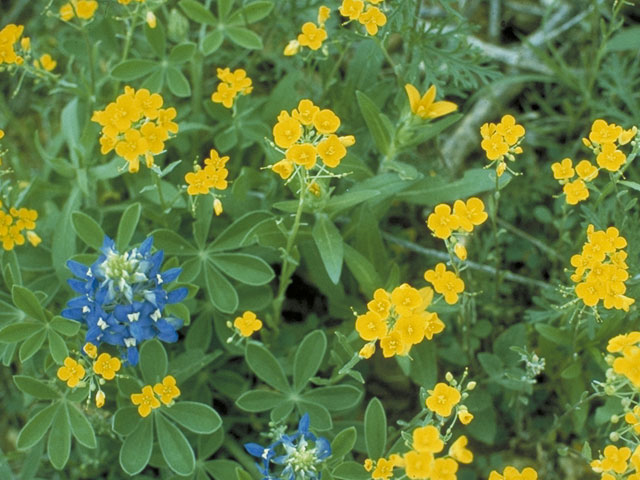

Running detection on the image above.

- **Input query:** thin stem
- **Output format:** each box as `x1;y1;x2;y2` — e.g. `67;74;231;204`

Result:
497;218;562;260
491;172;502;298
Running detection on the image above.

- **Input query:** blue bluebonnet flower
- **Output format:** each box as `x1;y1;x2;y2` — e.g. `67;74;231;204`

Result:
62;236;187;365
244;414;331;480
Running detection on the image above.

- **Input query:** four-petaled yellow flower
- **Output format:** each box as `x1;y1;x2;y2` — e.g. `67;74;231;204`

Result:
424;263;465;304
234;311;263;337
358;6;387;35
211;68;253;109
92;352;122;380
60;0;99;21
425;382;461;417
449;435;473;464
405;84;458;120
57;357;86;388
131;385;161;417
153;375;181;405
298;22;327;51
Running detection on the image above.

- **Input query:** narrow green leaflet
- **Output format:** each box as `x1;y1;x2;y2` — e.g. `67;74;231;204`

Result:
245;342;291;392
71;211;105;250
179;0;218;25
302;385;363;411
209;253;275;286
236;390;285;412
16;403;59;450
116;202;141;251
12;285;45;322
167;67;192;97
293;330;327;392
226;27;263;50
364;397;387;460
0;322;42;343
119;418;153;476
66;403;97;449
227;1;274;25
19;329;47;363
139;339;168;384
312;214;344;284
13;376;60;400
155;414;196;476
355;90;392;156
331;427;357;459
47;405;71;470
204;262;239;313
112;406;142;436
162;401;222;434
111;60;158;81
48;330;68;364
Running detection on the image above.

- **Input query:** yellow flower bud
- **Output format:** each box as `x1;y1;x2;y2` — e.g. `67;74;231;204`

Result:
339;135;356;147
582;137;592;148
496;161;506;177
213;198;223;216
95;390;105;408
466;381;476;390
20;37;30;51
26;231;42;247
146;11;157;29
454;243;467;261
458;408;474;425
283;40;300;56
359;342;375;359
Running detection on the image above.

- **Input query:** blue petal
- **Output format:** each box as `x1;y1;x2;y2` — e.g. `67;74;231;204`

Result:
139;236;153;256
167;287;188;304
61;308;84;321
298;413;310;434
160;267;181;284
315;437;331;460
245;443;268;458
126;346;139;365
67;260;89;279
68;278;89;294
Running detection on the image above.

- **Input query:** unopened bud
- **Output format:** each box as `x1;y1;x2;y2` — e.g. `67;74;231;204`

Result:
610;414;619;424
283;40;300;56
454;243;467;261
466;381;476;391
146;11;157;29
213;198;223;216
445;372;454;383
609;431;620;442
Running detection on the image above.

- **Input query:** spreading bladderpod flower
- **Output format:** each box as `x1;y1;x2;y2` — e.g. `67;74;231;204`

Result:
244;413;331;480
62;235;187;365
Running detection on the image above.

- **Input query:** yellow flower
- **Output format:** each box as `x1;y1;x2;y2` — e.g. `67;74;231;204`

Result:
286;143;317;169
57;357;86;388
575;159;598;181
423;312;445;340
596;142;626;171
607;332;640;353
371;457;394;480
563;179;589;205
412;425;443;453
619;126;637;145
430;457;458;480
95;390;105;408
36;54;56;71
313;109;341;134
601;445;631;474
317;5;331;26
364;458;373;472
495;114;525;145
449;435;473;463
273;111;302;149
589;119;622;145
424;263;464;304
613;347;640;387
185;170;209;196
153;375;181;405
0;24;24;65
83;342;98;359
297;22;327;50
489;466;538;480
92;352;122;380
292;99;320;126
339;0;364;20
624;406;640;434
76;0;98;19
550;157;574;180
390;283;422;315
426;204;460;239
211;82;237;108
272;159;294;179
367;288;391;320
404;84;457;120
379;330;406;357
481;133;509;161
457;408;473;425
426;382;461;417
358;6;387;35
146;11;157;28
283;39;300;56
355;310;387;341
131;385;161;417
395;313;428;346
452;197;488;232
0;129;4;139
404;450;433;478
234;311;263;337
317;134;347;168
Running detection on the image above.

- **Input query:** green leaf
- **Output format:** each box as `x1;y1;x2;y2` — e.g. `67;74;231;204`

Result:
534;323;571;347
343;244;380;295
356;90;392;156
13;376;60;400
293;330;327;392
312;214;343;284
111;59;158;81
245;342;290;392
0;322;42;343
112;406;142;436
202;30;224;54
142;68;165;92
19;329;47;363
71;211;105;250
17;403;58;450
12;285;45;322
226;26;263;49
179;0;217;25
152;229;197;256
50;316;81;336
48;330;69;364
162;401;222;434
169;42;196;64
331;426;357;459
119;418;154;475
67;403;96;448
236;468;253;480
145;21;166;57
210;253;275;286
204;262;238;313
302;385;362;411
607;26;640;51
48;405;71;470
210;210;273;251
116;203;142;252
156;414;196;476
218;0;235;18
364;397;386;460
227;1;273;25
139;339;168;384
193;195;214;248
332;462;370;480
400;113;463;150
236;390;285;412
325;190;379;216
61;98;80;151
270;400;295;423
167;66;191;97
297;401;332;431
409;340;437;388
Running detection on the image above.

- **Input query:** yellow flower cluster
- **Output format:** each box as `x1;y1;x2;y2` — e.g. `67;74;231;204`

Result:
570;225;633;311
426;197;488;261
211;67;252;109
284;6;330;56
184;148;230;210
57;344;122;408
0;203;40;251
0;24;25;66
489;466;539;480
233;311;263;337
480;114;525;177
339;0;387;36
131;375;181;417
60;0;99;21
355;284;444;359
591;445;640;480
92;86;178;173
424;263;465;305
550;157;598;205
583;119;637;172
608;332;640;387
271;99;354;179
405;84;458;120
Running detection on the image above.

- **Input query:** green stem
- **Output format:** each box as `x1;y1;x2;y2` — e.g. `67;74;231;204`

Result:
272;170;307;330
81;26;96;99
223;435;262;480
491;172;502;298
497;218;562;261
